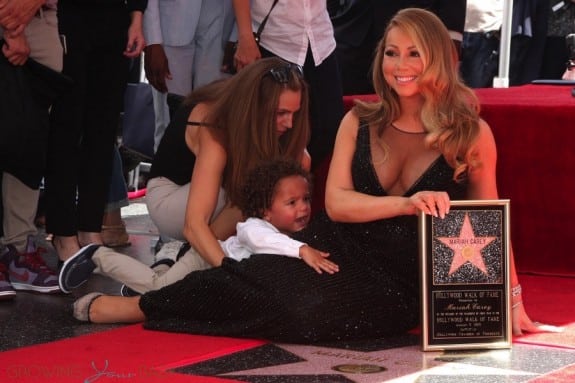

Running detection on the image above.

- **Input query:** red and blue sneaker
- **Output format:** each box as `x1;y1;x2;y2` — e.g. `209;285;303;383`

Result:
0;242;60;294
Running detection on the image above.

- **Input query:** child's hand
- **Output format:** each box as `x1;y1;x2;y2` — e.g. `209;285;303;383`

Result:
299;245;339;274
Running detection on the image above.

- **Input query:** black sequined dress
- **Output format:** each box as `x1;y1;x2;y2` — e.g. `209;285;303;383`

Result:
140;124;466;343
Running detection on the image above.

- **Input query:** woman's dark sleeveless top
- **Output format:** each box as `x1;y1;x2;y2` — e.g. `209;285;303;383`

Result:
148;103;196;185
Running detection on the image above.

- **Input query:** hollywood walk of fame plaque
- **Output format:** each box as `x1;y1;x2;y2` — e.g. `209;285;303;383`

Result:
419;200;511;351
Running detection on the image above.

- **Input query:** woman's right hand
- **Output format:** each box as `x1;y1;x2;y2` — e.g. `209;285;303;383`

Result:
408;191;450;219
234;33;261;72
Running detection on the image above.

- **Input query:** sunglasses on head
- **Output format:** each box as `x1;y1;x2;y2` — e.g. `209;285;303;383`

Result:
266;63;304;83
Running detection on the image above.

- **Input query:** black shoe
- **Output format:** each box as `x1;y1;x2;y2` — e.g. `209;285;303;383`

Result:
120;284;140;297
58;244;100;293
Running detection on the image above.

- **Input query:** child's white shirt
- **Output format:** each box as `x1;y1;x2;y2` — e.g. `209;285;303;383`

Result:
220;217;305;261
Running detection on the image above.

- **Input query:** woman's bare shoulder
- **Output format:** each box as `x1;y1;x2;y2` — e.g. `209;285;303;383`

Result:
338;109;361;136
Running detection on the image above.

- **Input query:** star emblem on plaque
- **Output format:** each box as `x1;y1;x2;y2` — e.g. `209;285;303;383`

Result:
432;209;503;284
437;213;496;278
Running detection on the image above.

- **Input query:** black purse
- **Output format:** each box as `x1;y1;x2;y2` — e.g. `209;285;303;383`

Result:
221;0;279;74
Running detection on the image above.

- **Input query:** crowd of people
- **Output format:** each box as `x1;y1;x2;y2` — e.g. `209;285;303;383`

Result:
1;0;565;342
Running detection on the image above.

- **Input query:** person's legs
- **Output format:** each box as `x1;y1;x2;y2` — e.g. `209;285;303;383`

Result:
101;146;130;247
98;245;210;293
164;45;195;96
151;89;170;153
77;42;128;237
0;9;60;294
1;174;38;251
62;238;211;295
303;50;344;170
25;9;63;72
0;173;59;293
90;247;157;291
192;0;228;88
45;7;91;258
76;294;145;323
460;32;499;88
145;177;189;241
151;44;194;152
46;5;130;260
4;7;63;251
146;177;227;241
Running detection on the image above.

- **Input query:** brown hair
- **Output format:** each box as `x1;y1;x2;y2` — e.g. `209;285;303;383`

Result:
195;57;310;206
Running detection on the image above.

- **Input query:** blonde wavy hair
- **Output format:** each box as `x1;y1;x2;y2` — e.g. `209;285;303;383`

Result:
354;8;481;181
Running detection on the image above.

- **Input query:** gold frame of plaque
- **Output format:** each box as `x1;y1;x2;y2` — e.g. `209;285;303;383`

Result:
419;200;511;351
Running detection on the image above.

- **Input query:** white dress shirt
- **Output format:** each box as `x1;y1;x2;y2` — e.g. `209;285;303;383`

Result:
251;0;336;67
221;217;305;261
464;0;504;33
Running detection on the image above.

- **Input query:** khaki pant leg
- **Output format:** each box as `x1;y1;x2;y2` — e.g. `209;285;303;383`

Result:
92;247;158;293
1;174;39;252
148;246;212;290
25;9;63;71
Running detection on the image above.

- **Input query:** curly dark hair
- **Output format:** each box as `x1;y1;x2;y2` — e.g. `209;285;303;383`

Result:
240;160;312;219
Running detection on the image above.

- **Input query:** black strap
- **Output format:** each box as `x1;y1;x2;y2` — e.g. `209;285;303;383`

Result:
255;0;279;39
187;121;212;127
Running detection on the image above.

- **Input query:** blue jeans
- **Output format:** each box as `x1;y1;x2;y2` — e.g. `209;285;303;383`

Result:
460;31;500;88
106;146;128;212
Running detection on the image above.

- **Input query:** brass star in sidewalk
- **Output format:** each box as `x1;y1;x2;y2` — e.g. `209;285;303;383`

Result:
437;213;496;276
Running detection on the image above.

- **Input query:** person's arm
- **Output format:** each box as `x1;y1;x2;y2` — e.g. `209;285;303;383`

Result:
237;219;338;274
183;125;230;267
0;0;43;33
124;10;146;58
466;119;544;335
142;0;171;93
2;28;30;65
325;110;450;223
237;219;304;257
231;0;260;71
